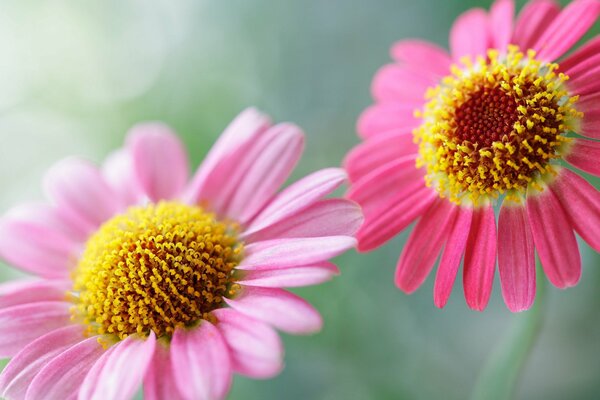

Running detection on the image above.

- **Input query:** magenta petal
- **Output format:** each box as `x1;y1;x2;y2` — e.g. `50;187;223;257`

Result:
0;325;85;400
213;308;284;379
357;103;421;139
237;262;340;288
239;236;356;270
171;322;232;400
565;138;600;177
144;343;186;400
101;149;145;206
395;198;457;294
0;301;71;358
450;8;490;60
0;279;70;308
225;286;322;334
498;202;536;312
390;40;451;77
371;64;434;103
25;336;104;400
527;188;581;288
551;168;600;252
534;0;600;61
576;92;600;139
513;0;559;51
490;0;514;51
434;206;473;309
560;36;600;76
463;205;497;312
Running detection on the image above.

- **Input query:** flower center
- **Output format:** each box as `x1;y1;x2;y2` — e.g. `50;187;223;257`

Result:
72;202;243;339
414;46;582;205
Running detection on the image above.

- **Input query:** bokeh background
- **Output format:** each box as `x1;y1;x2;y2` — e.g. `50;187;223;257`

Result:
0;0;599;399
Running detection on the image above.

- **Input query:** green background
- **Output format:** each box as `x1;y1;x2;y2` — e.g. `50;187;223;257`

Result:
0;1;598;399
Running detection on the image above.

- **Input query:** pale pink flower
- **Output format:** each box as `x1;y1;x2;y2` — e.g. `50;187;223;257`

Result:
345;0;600;312
0;108;362;399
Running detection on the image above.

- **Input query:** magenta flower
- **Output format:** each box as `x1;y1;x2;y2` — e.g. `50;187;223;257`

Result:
0;108;362;399
345;0;600;312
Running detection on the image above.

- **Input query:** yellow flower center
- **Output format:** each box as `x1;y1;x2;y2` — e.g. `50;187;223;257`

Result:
414;46;582;206
72;202;243;340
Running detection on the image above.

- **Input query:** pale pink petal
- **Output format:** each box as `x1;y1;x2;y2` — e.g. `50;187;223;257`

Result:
490;0;515;51
576;92;600;139
527;188;581;288
344;131;418;183
144;343;186;400
185;108;272;205
79;332;156;400
171;322;232;400
434;206;473;308
463;205;497;312
0;301;72;358
371;64;433;103
238;236;356;271
0;325;85;400
450;8;490;60
551;168;600;252
213;308;284;379
395;198;457;293
513;0;559;50
0;279;70;308
236;262;340;288
390;40;451;77
244;199;363;242
244;168;347;236
357;103;421;138
498;201;536;312
43;158;122;234
565;138;600;177
534;0;600;61
25;336;105;400
101;149;145;206
225;286;322;334
127;123;189;202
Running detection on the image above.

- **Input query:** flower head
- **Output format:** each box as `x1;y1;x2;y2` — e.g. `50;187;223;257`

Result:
345;0;600;311
0;108;362;399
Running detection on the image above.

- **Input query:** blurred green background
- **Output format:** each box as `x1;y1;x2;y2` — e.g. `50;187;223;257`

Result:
0;0;599;399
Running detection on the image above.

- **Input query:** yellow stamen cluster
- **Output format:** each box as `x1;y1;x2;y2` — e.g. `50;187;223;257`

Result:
72;202;243;340
414;46;582;205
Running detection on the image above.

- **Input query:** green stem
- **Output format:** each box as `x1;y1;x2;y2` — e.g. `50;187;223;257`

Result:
470;264;546;400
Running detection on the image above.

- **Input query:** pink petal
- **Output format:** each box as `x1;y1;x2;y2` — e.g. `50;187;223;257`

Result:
533;0;600;61
527;188;581;288
171;322;232;400
434;206;473;309
239;236;356;271
236;262;340;288
576;92;600;139
371;64;433;103
550;168;600;252
225;286;322;334
463;205;497;312
185;108;271;205
0;279;70;308
450;8;490;60
395;198;457;294
25;336;105;400
43;158;121;234
559;35;600;75
244;168;347;236
565;138;600;177
513;0;559;50
101;149;145;206
0;301;72;358
357;103;421;139
344;131;418;183
390;40;451;77
498;201;536;312
213;308;283;379
79;332;156;400
0;325;85;400
244;199;363;242
564;63;600;97
127;123;189;202
144;343;186;400
490;0;515;51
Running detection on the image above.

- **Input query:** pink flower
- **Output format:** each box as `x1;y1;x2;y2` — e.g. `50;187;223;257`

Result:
345;0;600;312
0;108;362;400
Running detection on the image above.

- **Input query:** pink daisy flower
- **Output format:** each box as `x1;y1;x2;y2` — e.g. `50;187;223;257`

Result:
0;108;362;400
345;0;600;312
